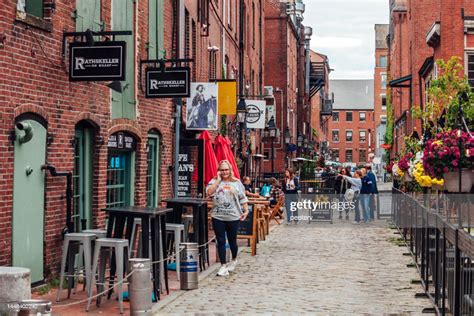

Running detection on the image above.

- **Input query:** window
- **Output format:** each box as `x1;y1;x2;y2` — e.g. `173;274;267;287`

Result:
359;112;366;122
379;56;387;67
381;73;387;89
346;130;353;142
359;149;367;163
332;111;339;122
192;20;197;81
332;130;339;142
332;149;340;162
381;95;387;111
227;0;232;28
185;10;190;60
345;150;353;162
467;53;474;87
359;130;366;142
380;115;387;123
208;51;217;79
106;152;132;208
346;112;353;122
26;0;44;18
146;134;160;207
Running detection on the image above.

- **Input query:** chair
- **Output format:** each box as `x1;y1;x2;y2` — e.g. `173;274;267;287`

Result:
165;223;185;280
269;196;285;225
256;205;266;241
57;233;96;302
87;238;129;314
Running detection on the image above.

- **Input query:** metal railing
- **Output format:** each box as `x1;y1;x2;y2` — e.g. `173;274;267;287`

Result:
392;188;474;315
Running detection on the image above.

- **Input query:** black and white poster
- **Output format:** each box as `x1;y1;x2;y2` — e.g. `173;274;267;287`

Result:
186;82;218;130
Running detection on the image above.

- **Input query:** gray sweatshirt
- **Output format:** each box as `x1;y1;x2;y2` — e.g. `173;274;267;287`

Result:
207;179;248;221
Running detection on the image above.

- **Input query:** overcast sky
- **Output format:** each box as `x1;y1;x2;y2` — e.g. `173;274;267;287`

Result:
304;0;389;79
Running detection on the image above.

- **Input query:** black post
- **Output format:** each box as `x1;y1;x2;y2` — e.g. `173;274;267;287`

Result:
271;136;275;175
238;0;245;177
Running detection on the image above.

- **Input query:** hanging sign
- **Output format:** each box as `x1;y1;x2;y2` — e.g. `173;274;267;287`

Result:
217;81;237;114
69;41;126;81
146;67;190;98
245;100;266;129
108;132;136;151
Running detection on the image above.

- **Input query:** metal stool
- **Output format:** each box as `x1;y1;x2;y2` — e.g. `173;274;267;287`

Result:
56;233;96;302
183;214;193;241
87;238;129;314
75;229;107;293
165;223;184;280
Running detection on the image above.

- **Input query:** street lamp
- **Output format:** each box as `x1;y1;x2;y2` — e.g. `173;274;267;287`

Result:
284;127;291;145
267;116;277;175
297;133;304;148
236;98;247;175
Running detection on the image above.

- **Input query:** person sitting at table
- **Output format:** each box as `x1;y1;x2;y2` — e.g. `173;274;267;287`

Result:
206;160;249;277
269;177;284;206
242;176;260;198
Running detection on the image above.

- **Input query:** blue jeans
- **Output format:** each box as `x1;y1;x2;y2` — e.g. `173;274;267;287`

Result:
354;195;361;222
212;218;240;264
285;193;298;222
360;194;371;222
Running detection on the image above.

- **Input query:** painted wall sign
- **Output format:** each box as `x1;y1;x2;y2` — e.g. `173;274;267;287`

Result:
108;132;136;151
245;100;266;129
69;41;126;81
146;67;190;98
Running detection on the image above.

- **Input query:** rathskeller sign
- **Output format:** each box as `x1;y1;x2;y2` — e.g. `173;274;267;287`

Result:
69;41;126;81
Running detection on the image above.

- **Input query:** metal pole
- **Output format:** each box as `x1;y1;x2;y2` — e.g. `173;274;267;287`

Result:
271;137;275;175
174;98;181;196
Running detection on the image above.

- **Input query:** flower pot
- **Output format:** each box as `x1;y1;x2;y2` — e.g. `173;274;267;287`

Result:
443;170;473;192
403;173;413;182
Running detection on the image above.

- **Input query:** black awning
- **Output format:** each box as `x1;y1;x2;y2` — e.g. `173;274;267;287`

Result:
419;56;434;78
389;75;412;88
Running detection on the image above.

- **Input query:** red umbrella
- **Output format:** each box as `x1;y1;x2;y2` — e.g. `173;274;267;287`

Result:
214;135;241;179
192;131;218;185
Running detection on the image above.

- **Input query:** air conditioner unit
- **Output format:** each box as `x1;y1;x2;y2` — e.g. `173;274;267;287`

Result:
263;86;274;97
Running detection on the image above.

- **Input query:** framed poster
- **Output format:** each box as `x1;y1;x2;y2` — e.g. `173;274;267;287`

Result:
186;82;218;130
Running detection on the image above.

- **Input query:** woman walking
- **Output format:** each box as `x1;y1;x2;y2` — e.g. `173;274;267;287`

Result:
206;160;249;276
339;170;362;224
283;168;300;224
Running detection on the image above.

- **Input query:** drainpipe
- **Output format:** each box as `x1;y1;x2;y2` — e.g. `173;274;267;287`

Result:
41;164;73;237
222;0;226;78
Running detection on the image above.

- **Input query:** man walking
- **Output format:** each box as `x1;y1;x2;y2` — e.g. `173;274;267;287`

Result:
366;165;378;220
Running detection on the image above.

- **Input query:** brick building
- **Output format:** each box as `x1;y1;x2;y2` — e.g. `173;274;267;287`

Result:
0;0;265;283
263;0;312;173
373;24;389;175
328;80;375;165
387;0;474;157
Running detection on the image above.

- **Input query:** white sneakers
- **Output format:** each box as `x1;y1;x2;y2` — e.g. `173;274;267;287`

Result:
216;260;238;276
227;260;237;272
217;265;229;276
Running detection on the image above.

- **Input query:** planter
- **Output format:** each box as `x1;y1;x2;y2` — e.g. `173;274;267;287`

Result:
403;173;413;182
443;170;473;192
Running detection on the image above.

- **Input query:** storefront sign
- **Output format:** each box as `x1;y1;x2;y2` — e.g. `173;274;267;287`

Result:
108;132;136;151
245;100;266;129
177;150;193;197
69;41;126;81
146;67;190;98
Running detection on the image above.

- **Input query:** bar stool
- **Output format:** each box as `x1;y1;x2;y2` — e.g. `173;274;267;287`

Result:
56;233;96;302
165;223;184;280
183;214;193;241
87;238;129;314
75;229;107;293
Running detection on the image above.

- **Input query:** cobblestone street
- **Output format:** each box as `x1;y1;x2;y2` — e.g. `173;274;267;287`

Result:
156;194;432;315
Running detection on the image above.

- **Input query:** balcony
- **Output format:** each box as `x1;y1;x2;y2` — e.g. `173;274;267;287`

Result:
309;61;326;98
320;98;333;116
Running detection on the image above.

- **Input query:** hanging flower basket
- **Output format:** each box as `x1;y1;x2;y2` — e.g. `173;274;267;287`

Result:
403;173;413;182
443;170;473;192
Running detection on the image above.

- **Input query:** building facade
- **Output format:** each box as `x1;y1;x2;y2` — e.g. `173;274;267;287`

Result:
0;0;266;283
328;80;375;166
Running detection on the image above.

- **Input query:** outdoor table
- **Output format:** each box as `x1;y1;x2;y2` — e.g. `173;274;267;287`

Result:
103;206;173;301
164;198;209;271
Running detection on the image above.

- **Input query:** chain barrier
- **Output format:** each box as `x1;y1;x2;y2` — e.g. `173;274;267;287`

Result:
52;237;214;309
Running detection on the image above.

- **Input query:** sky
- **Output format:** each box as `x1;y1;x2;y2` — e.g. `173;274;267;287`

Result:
304;0;389;79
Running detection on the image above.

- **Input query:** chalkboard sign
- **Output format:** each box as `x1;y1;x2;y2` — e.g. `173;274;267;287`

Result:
237;204;257;255
310;209;332;221
237;204;255;236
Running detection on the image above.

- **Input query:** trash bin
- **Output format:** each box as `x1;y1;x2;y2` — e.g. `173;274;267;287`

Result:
14;300;52;316
128;258;153;316
180;243;198;290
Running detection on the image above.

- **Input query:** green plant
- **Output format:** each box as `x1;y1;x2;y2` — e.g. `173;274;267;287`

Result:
385;86;394;164
220;115;227;135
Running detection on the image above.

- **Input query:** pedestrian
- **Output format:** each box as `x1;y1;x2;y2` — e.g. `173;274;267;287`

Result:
334;167;352;220
360;168;373;223
339;170;362;224
269;177;284;206
283;168;300;224
242;176;260;198
206;160;249;276
365;164;379;220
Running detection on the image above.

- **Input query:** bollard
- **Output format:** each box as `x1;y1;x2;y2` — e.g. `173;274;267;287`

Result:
128;258;153;316
180;243;198;290
0;267;31;303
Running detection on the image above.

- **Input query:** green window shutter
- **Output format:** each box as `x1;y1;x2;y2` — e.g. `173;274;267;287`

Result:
148;0;164;59
75;0;102;33
112;0;135;120
26;0;43;18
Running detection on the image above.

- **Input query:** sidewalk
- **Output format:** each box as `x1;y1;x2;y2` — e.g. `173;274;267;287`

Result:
156;217;431;314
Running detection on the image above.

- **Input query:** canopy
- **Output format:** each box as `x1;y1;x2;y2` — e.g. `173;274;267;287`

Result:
200;131;218;185
214;134;240;179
